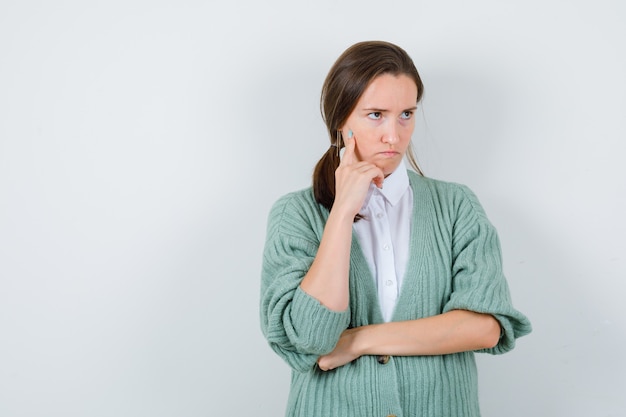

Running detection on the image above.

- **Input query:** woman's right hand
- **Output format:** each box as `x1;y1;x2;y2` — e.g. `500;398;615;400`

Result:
333;134;384;218
300;133;375;312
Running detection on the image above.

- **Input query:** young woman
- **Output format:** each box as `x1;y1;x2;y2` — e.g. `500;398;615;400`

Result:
260;40;531;417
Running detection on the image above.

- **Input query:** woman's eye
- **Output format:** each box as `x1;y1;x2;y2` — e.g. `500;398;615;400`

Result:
367;112;382;120
400;111;413;119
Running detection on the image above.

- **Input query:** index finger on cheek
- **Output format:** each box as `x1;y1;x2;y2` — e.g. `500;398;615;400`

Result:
340;133;357;164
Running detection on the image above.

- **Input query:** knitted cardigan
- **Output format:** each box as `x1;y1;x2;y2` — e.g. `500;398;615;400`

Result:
260;171;532;417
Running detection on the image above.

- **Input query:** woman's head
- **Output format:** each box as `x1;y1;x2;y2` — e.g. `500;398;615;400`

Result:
313;41;424;212
338;72;417;177
320;41;424;152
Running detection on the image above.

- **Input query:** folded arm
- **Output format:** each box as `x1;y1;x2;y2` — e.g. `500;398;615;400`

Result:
317;310;501;371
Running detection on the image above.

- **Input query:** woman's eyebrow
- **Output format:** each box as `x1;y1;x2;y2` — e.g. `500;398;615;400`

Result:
361;106;418;112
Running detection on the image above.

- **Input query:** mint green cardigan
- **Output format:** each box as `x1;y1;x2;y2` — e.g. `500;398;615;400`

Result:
260;171;531;417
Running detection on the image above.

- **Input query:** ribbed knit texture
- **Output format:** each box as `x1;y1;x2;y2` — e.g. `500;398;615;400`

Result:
260;171;532;417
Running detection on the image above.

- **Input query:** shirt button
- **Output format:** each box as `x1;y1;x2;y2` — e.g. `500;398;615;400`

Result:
383;244;390;251
376;212;383;219
385;280;393;286
377;355;390;365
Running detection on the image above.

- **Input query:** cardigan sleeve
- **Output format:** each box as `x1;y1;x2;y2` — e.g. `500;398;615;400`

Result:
442;185;532;355
260;192;351;372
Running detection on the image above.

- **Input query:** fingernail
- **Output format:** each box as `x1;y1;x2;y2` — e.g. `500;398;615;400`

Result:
348;130;353;139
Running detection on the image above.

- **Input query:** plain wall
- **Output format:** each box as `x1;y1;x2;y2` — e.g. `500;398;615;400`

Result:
1;0;624;416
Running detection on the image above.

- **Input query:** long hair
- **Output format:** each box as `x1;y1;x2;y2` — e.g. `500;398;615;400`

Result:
313;41;424;213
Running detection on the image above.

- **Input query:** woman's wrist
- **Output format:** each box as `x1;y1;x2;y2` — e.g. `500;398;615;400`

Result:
351;324;377;357
328;203;358;224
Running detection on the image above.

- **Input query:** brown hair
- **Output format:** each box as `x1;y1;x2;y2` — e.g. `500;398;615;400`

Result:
313;41;424;212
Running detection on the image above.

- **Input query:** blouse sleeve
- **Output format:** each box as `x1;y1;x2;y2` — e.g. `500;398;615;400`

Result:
442;185;532;355
260;193;351;372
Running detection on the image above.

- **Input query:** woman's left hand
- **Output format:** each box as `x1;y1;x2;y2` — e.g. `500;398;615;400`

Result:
317;327;363;371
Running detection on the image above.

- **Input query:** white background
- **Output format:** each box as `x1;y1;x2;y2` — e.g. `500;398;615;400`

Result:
1;1;624;416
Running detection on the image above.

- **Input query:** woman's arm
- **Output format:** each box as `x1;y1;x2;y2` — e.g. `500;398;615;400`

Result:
317;310;501;370
300;135;383;312
298;207;354;312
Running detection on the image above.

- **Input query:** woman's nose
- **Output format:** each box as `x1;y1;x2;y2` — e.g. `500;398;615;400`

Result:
382;122;399;144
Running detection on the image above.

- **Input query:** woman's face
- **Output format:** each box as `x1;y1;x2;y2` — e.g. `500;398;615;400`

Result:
340;73;418;177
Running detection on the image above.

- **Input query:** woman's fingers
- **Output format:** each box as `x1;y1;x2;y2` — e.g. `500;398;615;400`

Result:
351;162;384;188
332;130;386;216
334;162;385;217
372;170;384;189
339;132;356;166
317;328;361;371
340;133;383;186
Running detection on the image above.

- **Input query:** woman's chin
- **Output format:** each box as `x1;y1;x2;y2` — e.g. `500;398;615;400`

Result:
378;161;402;177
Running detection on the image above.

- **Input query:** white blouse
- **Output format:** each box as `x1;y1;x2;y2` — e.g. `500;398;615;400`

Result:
353;161;413;322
